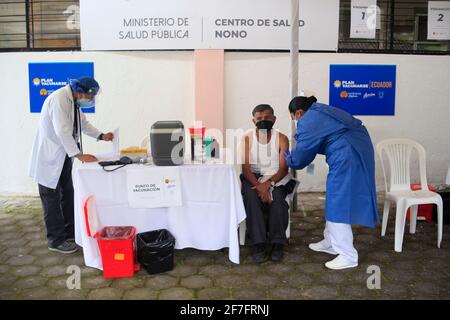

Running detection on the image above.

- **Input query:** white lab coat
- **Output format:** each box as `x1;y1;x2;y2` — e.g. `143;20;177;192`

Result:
29;85;101;189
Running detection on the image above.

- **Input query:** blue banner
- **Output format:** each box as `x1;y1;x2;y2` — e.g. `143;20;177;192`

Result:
28;62;95;113
329;64;396;116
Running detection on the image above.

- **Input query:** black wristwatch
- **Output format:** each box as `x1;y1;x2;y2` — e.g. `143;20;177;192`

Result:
97;133;104;141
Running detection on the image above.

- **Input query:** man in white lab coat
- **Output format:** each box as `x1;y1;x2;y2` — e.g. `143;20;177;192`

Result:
29;77;113;254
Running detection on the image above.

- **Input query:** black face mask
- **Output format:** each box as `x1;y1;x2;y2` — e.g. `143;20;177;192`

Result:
255;120;274;131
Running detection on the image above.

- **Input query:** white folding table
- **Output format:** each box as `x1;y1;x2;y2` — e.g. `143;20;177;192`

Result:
73;163;246;270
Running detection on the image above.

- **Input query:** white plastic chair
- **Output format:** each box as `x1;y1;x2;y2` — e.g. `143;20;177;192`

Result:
376;138;443;252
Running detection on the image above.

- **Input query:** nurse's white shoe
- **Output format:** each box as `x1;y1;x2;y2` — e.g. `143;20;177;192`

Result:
325;255;358;270
308;240;338;255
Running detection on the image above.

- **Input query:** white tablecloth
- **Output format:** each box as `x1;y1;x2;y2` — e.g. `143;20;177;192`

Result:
73;163;246;269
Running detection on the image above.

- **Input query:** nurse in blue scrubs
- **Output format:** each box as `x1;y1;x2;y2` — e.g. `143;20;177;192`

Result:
285;96;379;270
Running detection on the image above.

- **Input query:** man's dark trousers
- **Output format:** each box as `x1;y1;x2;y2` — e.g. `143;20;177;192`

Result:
38;155;74;248
241;174;289;245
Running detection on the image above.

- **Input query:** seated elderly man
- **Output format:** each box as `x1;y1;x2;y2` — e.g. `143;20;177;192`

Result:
241;104;296;263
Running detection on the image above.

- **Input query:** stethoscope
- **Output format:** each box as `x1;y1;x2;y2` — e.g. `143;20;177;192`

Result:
74;104;83;155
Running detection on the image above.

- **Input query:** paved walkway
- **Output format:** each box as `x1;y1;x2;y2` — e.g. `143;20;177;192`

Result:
1;193;449;300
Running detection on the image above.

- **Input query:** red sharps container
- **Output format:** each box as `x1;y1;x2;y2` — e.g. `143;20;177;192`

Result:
84;195;139;278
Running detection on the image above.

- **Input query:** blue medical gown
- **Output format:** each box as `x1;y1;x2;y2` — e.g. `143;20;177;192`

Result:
286;103;379;228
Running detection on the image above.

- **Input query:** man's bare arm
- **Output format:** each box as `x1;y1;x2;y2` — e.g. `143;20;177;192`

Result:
242;135;260;187
268;134;289;183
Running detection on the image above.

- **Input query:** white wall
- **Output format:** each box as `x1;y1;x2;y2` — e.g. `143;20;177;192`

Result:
1;51;449;194
0;51;195;194
225;52;450;191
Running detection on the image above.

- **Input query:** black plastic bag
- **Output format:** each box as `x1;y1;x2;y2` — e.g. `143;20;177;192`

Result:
137;229;176;274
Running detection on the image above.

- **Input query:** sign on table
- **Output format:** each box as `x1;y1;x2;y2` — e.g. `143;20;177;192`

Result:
126;166;182;208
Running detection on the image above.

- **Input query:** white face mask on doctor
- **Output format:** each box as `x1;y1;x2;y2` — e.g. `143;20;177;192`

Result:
76;97;95;109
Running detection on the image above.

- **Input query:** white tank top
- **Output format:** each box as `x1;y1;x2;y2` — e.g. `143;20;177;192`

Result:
250;129;280;176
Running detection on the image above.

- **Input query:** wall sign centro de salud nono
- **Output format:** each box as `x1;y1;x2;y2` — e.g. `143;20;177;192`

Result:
329;64;396;116
79;0;340;51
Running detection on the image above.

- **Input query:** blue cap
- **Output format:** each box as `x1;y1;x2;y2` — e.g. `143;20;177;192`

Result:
71;77;100;95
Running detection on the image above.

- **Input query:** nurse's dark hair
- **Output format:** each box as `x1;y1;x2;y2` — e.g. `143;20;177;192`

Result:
289;96;317;114
252;104;274;116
